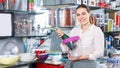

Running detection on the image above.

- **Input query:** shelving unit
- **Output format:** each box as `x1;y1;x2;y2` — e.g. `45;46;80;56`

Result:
104;31;120;37
42;3;75;9
0;0;119;49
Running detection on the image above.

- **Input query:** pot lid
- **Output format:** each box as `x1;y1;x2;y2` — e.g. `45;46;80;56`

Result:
1;40;19;55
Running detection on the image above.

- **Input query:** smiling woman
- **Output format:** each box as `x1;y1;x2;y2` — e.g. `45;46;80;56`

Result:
56;4;104;68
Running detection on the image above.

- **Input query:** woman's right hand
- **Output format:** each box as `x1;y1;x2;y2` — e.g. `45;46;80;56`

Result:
56;28;64;38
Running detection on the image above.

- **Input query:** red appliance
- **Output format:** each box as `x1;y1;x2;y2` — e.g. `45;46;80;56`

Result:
36;63;64;68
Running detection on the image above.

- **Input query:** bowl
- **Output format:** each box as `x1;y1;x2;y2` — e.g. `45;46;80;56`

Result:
0;55;19;65
19;53;36;62
38;53;49;60
34;49;46;58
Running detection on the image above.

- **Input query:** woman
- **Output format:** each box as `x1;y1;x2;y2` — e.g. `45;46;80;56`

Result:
56;4;104;68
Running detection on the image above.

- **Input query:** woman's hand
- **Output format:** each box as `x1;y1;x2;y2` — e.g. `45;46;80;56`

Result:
67;53;78;61
56;28;64;38
67;53;89;61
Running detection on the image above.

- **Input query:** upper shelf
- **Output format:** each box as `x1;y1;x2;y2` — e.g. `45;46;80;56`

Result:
0;3;120;13
104;31;120;37
0;10;46;15
42;3;75;9
104;8;120;13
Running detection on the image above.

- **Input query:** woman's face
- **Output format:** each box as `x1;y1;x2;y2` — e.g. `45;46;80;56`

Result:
76;7;90;26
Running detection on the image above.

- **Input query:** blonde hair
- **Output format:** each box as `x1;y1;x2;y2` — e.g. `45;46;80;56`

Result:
89;15;94;24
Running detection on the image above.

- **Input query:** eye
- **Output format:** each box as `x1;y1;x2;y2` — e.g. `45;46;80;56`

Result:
82;12;86;15
76;13;80;16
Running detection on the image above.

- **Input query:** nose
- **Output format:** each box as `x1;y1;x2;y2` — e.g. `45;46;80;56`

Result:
78;15;84;20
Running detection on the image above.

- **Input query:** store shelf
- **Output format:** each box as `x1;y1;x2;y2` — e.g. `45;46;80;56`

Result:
42;3;75;9
42;4;102;10
14;34;49;37
0;10;46;15
2;4;119;14
105;8;120;13
0;10;26;13
88;6;101;10
104;31;120;37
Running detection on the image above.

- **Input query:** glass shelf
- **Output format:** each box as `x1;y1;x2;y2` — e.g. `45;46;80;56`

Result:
104;31;120;33
0;4;119;13
0;10;27;13
58;26;74;28
105;8;120;13
88;6;101;10
104;31;120;37
42;3;75;9
13;35;48;38
0;9;46;14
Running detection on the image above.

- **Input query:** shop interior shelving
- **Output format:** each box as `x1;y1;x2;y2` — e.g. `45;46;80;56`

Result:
0;2;119;37
104;31;120;37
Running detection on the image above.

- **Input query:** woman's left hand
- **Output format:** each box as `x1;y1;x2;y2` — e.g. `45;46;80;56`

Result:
67;53;79;61
67;53;89;61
